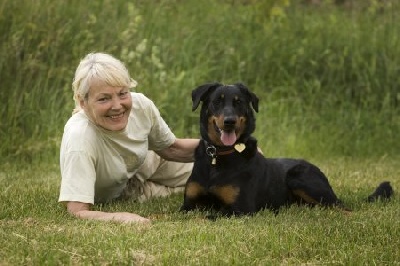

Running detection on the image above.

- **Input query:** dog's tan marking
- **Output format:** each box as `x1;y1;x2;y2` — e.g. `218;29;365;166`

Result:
186;182;205;199
235;116;247;139
214;115;225;130
208;116;224;146
292;189;319;204
210;185;240;205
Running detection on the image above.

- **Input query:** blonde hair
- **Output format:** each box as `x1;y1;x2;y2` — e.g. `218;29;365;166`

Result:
71;52;137;114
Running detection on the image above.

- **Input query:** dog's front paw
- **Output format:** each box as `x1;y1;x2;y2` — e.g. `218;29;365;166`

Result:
205;214;219;221
179;205;189;212
179;203;196;213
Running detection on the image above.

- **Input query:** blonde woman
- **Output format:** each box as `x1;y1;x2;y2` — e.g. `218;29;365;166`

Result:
59;53;198;224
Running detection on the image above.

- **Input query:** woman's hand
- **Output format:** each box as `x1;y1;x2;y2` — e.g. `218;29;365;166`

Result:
66;201;151;224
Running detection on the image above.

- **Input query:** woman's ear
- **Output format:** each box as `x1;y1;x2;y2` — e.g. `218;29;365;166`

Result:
79;95;86;110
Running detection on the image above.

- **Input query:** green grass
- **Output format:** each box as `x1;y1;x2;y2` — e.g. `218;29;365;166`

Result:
1;158;399;265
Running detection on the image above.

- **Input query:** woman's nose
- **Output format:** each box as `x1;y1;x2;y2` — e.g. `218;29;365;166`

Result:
111;98;122;110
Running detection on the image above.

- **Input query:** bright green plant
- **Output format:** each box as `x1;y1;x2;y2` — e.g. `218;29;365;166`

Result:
0;0;399;163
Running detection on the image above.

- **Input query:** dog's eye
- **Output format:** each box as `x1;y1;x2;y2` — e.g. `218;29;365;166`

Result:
233;95;241;105
213;98;222;106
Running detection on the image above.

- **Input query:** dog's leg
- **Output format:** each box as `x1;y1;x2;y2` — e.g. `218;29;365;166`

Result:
286;163;345;208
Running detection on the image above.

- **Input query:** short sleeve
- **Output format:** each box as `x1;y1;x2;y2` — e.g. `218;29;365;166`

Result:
145;97;176;151
59;150;96;204
58;113;98;204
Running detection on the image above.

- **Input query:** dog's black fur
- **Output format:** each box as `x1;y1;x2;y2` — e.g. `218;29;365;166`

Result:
180;82;393;216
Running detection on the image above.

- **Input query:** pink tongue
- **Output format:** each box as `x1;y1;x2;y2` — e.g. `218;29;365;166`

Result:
221;131;237;146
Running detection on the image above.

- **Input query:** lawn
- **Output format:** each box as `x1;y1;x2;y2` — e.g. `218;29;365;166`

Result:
1;158;399;265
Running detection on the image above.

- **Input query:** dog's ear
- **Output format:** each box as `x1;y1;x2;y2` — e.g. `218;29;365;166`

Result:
191;82;222;111
236;83;259;112
250;92;259;113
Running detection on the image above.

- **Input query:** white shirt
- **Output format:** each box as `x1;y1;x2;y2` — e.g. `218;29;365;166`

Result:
58;92;175;204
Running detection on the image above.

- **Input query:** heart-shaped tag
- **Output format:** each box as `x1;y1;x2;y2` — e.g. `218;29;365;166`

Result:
234;143;246;153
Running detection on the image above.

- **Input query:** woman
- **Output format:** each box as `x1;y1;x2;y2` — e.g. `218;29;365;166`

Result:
59;52;198;224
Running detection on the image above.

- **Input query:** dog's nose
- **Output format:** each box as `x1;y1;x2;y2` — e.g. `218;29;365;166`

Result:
224;117;236;127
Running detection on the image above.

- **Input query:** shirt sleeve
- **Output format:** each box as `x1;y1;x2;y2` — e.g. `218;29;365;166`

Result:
58;115;98;204
145;97;176;151
59;150;96;204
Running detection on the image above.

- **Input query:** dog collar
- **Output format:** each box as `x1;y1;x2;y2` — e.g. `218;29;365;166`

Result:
204;141;246;165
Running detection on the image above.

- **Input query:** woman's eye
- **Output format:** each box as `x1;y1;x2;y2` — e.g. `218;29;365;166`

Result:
97;97;110;102
119;91;129;98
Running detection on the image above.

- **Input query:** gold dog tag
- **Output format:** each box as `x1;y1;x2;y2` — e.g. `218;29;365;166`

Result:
212;158;216;165
234;143;246;153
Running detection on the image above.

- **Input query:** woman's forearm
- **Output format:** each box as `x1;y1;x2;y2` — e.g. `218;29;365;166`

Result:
73;210;151;224
66;201;150;224
157;138;200;162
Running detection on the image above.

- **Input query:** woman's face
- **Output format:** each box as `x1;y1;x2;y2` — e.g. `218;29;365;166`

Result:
80;83;132;131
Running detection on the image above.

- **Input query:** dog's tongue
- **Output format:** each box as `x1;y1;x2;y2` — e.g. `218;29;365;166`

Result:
221;131;237;146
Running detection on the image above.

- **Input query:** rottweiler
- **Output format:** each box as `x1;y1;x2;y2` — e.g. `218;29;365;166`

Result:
180;82;393;216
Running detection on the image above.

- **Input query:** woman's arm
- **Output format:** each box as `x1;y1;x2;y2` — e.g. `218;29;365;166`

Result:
155;138;200;163
66;201;151;224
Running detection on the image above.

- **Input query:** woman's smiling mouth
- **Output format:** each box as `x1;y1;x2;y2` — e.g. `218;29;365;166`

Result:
108;112;125;119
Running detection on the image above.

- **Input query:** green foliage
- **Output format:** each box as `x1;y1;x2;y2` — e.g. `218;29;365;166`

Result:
1;158;399;264
0;0;399;163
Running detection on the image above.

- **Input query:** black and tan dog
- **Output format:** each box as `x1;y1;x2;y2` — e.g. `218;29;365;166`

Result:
180;82;393;216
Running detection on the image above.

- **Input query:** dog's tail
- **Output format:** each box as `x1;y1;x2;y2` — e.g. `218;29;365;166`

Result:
366;181;393;202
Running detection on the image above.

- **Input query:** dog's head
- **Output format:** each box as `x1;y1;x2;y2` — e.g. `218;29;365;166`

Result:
192;82;259;146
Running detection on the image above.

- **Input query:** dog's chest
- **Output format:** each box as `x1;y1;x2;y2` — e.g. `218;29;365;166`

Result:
187;141;257;207
185;180;241;207
188;160;249;206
